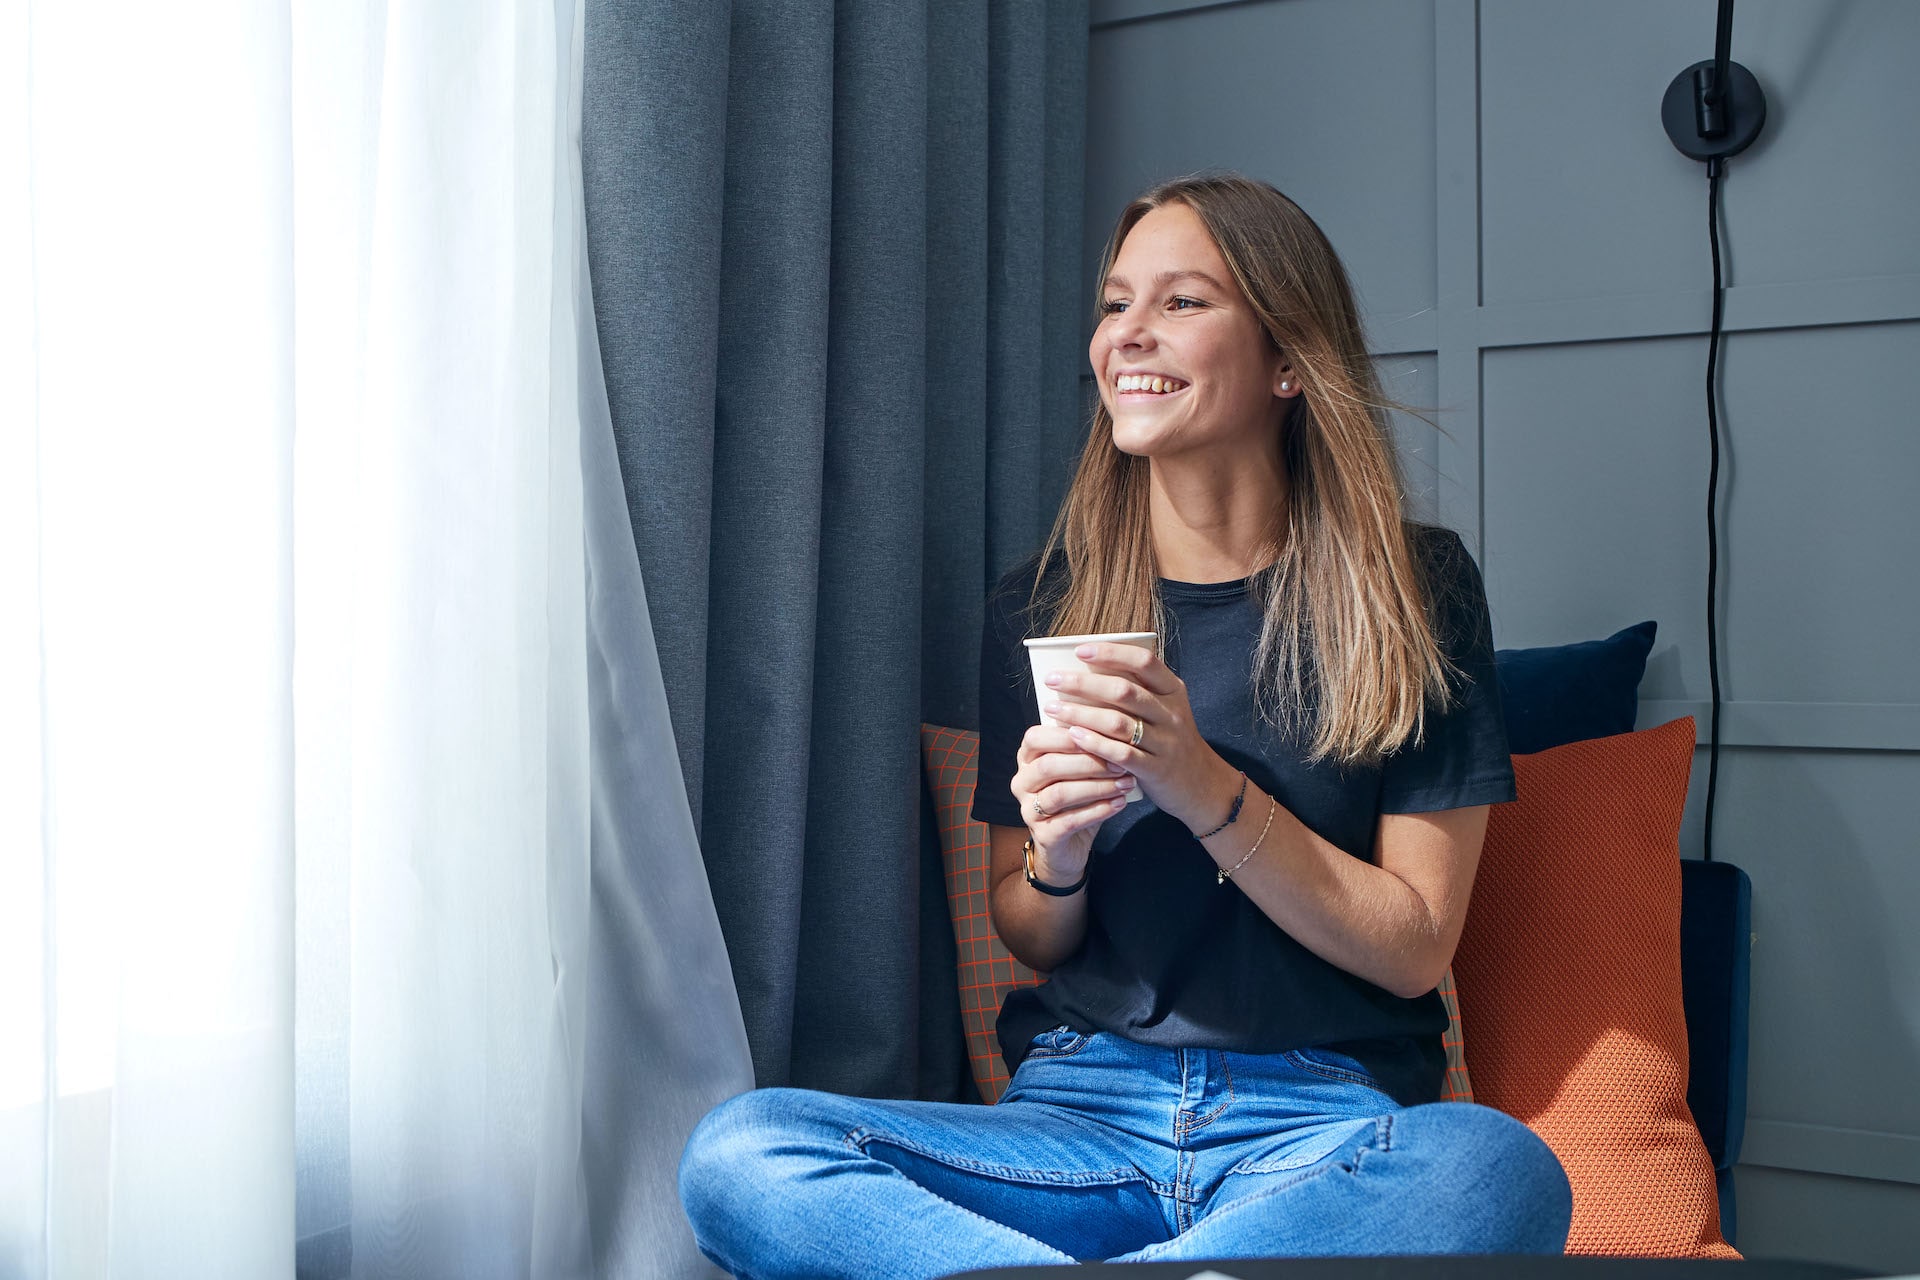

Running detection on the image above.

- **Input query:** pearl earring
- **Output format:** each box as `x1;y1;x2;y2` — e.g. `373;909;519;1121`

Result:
1280;381;1291;392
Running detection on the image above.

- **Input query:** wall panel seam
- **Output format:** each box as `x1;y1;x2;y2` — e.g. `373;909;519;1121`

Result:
1434;0;1484;552
1476;274;1920;350
1741;1120;1920;1187
1639;699;1920;752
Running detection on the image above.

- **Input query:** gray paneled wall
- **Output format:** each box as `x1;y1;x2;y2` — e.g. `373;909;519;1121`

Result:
1086;0;1920;1271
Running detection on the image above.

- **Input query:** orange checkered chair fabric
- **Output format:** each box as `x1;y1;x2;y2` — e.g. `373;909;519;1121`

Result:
921;724;1046;1103
921;724;1474;1107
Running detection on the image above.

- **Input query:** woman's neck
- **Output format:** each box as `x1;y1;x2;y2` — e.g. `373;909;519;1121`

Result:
1147;452;1289;584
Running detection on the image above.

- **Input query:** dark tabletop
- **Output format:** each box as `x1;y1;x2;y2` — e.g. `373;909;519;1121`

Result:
946;1257;1879;1280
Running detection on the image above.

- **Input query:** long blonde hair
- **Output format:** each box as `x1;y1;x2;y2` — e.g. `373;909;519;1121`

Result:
1034;173;1456;767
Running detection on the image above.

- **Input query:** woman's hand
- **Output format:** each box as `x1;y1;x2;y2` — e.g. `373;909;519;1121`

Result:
1010;724;1133;882
1039;642;1241;836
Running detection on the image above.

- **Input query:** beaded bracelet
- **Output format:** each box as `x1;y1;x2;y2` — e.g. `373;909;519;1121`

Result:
1193;770;1247;840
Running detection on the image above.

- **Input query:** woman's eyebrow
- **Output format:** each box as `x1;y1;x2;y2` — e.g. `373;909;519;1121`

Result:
1102;268;1230;293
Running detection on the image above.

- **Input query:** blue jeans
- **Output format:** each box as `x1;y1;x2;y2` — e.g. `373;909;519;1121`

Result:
679;1028;1571;1279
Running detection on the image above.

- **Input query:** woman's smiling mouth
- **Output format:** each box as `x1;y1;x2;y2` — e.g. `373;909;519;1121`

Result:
1114;373;1190;396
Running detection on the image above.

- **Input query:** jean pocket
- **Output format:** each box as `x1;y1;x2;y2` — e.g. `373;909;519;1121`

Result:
1024;1024;1094;1060
1282;1047;1381;1090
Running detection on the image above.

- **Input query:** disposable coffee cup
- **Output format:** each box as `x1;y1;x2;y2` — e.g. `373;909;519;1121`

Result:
1022;631;1158;803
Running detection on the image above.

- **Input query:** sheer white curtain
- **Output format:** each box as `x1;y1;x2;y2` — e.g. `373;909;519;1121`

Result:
2;2;747;1277
3;2;303;1272
289;0;597;1273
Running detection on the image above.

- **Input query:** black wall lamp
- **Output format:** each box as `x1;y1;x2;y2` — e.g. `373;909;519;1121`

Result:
1662;0;1768;168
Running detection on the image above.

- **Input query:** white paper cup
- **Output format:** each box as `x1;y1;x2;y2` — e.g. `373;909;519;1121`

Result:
1022;631;1157;803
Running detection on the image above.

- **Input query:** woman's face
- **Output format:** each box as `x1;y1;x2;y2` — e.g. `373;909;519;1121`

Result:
1090;202;1293;464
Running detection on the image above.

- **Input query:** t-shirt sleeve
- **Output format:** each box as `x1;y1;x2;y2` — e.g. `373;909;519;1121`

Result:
1377;528;1518;815
971;560;1045;828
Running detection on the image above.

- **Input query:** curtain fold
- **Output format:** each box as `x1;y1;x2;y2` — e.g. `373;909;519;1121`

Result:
584;0;1090;1099
578;297;754;1280
289;0;600;1271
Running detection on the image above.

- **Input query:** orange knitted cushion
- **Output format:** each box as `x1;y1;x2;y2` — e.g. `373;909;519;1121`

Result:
1451;717;1737;1258
921;724;1473;1106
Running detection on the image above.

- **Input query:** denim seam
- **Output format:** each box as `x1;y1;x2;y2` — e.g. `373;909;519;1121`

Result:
1227;1112;1382;1177
1174;1047;1196;1141
1177;1051;1236;1138
1350;1114;1394;1176
837;1132;1081;1262
843;1127;1144;1189
1282;1049;1376;1089
1132;1160;1349;1262
1023;1029;1093;1061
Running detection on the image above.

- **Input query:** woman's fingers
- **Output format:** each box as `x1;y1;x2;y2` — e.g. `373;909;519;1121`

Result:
1064;642;1183;696
1065;723;1137;770
1029;788;1128;843
1039;698;1141;750
1018;751;1132;809
1016;723;1080;763
1029;774;1134;819
1015;724;1132;831
1041;668;1147;714
1018;725;1129;773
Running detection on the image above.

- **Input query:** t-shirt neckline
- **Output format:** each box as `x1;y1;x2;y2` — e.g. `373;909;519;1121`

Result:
1158;574;1254;602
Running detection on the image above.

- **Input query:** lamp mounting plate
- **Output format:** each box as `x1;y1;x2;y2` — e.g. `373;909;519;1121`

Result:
1662;58;1766;163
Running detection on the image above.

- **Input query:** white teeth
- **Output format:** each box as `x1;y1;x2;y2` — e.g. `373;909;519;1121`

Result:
1117;374;1186;394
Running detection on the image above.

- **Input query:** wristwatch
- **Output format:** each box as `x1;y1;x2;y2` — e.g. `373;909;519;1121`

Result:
1023;837;1089;897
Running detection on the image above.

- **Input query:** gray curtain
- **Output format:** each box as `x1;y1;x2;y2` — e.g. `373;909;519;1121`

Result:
583;0;1089;1100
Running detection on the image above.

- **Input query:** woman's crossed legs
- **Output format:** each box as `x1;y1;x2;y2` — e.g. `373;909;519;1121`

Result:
678;1031;1571;1280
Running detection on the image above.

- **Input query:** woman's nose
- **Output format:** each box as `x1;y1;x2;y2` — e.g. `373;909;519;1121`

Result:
1106;308;1152;350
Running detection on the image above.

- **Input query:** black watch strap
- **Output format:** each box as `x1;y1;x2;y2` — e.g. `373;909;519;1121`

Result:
1023;837;1089;897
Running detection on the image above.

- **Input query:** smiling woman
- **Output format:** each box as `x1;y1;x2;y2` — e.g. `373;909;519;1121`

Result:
1050;178;1452;768
1098;207;1295;470
676;174;1571;1278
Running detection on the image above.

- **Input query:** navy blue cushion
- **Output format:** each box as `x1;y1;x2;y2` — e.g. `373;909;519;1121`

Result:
1494;621;1657;754
1680;858;1752;1237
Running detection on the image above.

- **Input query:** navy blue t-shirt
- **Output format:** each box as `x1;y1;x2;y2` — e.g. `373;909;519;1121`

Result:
970;525;1516;1107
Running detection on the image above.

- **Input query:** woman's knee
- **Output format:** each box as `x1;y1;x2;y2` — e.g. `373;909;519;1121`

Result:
679;1088;830;1222
1395;1103;1572;1252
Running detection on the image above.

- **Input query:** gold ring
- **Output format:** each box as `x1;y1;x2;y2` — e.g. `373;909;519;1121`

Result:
1130;717;1145;747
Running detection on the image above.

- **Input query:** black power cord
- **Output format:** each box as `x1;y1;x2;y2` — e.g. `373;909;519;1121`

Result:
1663;0;1764;861
1702;157;1726;863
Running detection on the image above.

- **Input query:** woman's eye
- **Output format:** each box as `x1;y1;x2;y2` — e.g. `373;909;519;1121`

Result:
1170;296;1202;310
1101;299;1129;314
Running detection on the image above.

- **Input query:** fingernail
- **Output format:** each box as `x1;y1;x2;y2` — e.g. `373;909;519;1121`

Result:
1043;701;1064;716
1069;727;1089;743
1107;761;1126;773
1044;672;1062;687
1075;644;1096;659
1110;797;1126;810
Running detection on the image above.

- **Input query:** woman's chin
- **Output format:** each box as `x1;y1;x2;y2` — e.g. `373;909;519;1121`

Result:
1108;423;1171;458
